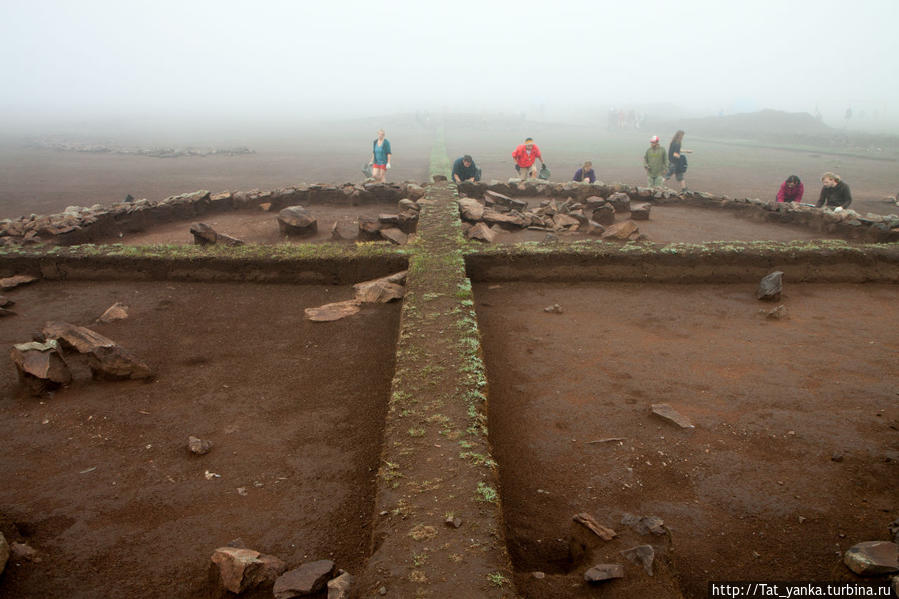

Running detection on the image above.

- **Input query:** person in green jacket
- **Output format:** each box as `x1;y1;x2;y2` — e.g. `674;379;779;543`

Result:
643;135;668;187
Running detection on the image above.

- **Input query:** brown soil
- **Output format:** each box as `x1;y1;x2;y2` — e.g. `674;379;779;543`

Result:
474;281;899;598
115;204;401;246
0;280;401;598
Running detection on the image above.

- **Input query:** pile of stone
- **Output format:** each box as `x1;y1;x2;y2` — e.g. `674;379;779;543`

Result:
0;182;426;247
305;271;407;322
210;544;353;599
458;190;643;243
10;321;153;395
354;198;421;245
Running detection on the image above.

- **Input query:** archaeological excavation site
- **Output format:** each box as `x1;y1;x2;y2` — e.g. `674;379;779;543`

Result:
1;141;898;599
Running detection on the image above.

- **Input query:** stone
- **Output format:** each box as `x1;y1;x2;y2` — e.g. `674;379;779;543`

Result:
0;295;14;307
396;209;419;233
601;220;639;240
532;571;546;579
378;213;400;225
621;544;655;575
583;221;606;236
843;541;899;575
379;227;408;245
458;197;485;221
485;190;527;211
88;345;154;380
889;519;899;545
584;563;625;583
273;560;335;599
354;275;405;303
573;513;617;541
188;436;213;455
543;304;563;314
330;219;358;241
327;570;354;599
10;340;73;387
210;547;286;594
630;203;651;220
42;321;116;353
189;222;218;245
98;302;129;323
552;213;580;229
584;196;606;211
10;542;38;561
621;513;667;536
305;300;361;322
0;307;15;317
482;208;529;229
765;305;788;320
0;532;8;576
278;206;318;237
1;274;38;290
466;222;497;243
607;192;631;212
651;404;694;429
216;232;245;247
757;271;784;301
398;198;419;212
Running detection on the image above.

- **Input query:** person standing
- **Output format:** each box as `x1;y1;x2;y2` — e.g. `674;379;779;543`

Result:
776;175;804;203
816;172;852;209
512;137;545;179
572;161;596;183
370;129;392;183
643;135;668;187
452;154;481;183
664;130;692;192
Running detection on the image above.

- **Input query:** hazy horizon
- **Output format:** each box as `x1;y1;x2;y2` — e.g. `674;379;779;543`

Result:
2;0;898;136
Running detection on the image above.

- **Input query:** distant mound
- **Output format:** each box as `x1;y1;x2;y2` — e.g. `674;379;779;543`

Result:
680;109;834;138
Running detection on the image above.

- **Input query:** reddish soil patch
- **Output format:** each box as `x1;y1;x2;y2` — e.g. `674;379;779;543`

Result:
475;281;898;598
0;280;400;598
115;204;402;246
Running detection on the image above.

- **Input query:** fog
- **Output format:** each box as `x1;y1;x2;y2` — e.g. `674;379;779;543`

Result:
2;0;898;135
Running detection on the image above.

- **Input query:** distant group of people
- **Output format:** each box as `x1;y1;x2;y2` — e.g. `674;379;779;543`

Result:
370;128;854;210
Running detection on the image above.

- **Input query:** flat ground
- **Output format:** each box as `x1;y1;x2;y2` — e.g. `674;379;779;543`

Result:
0;280;400;599
475;281;898;598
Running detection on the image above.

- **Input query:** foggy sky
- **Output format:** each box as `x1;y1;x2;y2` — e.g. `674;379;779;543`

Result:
2;0;898;129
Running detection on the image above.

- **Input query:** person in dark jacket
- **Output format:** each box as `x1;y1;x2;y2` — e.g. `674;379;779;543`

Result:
572;161;596;183
664;130;692;192
776;175;804;203
816;172;852;209
452;155;481;183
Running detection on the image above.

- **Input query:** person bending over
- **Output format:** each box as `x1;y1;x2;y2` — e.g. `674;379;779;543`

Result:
573;161;596;183
512;137;546;179
452;154;481;183
776;175;804;203
816;172;852;209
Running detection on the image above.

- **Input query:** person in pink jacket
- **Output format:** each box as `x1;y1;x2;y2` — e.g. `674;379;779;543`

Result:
512;137;546;179
776;175;804;203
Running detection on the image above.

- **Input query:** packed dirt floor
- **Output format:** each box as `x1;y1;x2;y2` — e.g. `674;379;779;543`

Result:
0;280;401;599
475;281;898;598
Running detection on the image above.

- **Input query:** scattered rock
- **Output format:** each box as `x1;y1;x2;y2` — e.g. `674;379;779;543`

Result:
621;544;655;575
189;222;218;245
757;271;784;301
330;219;358;241
304;300;361;322
601;220;639;240
273;560;336;599
651;403;694;429
764;305;788;320
10;340;73;392
210;547;287;594
327;570;354;599
843;541;899;575
1;274;38;290
88;345;154;380
584;563;625;584
278;206;318;237
543;304;563;314
630;203;651;220
379;227;408;245
353;273;406;303
98;302;129;323
466;222;497;243
188;436;213;455
1;532;9;575
621;513;667;536
573;513;617;541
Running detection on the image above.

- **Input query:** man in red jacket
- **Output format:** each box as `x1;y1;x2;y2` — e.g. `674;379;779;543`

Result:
512;137;546;179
